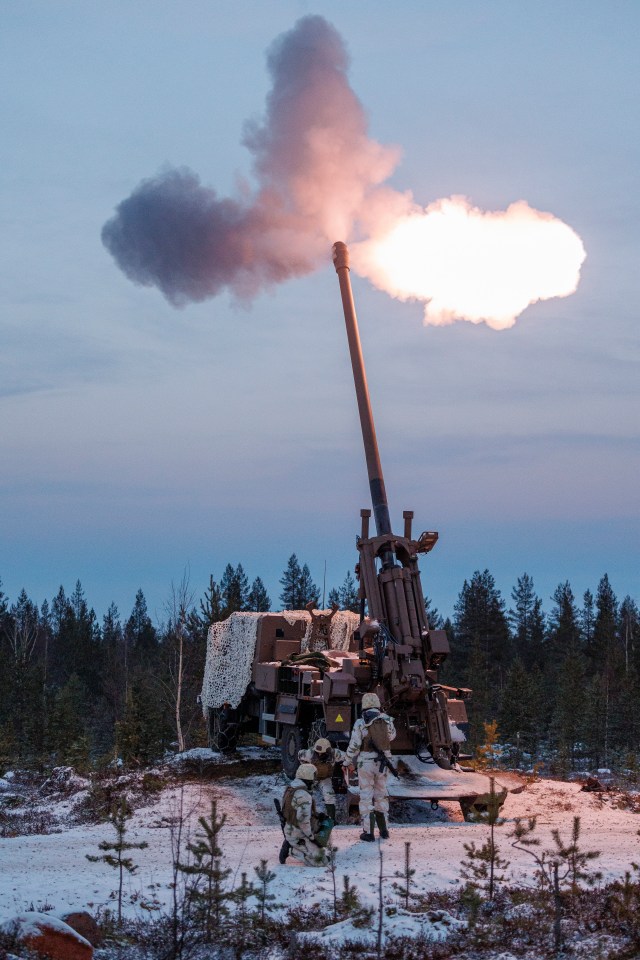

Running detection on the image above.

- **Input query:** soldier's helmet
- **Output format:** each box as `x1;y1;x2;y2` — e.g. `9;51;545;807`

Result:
362;692;381;710
313;738;332;754
296;763;317;782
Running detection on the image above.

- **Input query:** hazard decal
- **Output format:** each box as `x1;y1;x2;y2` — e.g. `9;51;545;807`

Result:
336;713;344;723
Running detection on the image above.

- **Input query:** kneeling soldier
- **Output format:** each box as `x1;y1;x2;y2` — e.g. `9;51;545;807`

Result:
297;737;345;823
279;763;331;867
343;692;396;841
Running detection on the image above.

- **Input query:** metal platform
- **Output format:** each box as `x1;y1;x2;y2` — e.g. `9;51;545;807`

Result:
346;755;522;814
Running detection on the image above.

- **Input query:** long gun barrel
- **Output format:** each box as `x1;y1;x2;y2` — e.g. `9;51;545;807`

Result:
332;241;392;539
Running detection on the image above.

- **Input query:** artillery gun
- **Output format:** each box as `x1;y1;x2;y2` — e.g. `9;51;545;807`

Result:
201;242;506;817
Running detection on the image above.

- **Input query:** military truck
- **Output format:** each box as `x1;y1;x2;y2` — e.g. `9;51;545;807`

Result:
202;242;477;796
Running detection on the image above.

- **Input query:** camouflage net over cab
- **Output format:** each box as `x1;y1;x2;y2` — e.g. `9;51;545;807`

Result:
282;608;359;653
202;612;263;711
201;609;360;711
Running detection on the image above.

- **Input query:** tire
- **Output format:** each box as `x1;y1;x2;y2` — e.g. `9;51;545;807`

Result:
281;725;305;779
209;707;240;752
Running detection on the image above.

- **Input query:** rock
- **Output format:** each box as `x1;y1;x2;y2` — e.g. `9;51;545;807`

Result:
2;912;93;960
56;911;102;947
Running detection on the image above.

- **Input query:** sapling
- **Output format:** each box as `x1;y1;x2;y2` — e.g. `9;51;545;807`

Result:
253;859;277;924
393;841;418;910
339;875;361;916
86;798;148;924
178;799;232;940
475;720;500;769
376;844;385;960
459;777;509;900
231;871;256;959
509;814;601;954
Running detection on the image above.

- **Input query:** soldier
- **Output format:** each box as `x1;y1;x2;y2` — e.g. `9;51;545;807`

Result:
297;737;345;823
343;692;396;841
279;763;330;867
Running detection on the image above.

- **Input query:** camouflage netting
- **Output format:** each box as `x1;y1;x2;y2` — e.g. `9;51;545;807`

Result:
282;609;360;653
201;609;360;712
202;613;263;711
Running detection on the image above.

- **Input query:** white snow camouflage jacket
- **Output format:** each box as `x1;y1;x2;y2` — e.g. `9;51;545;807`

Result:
344;712;396;764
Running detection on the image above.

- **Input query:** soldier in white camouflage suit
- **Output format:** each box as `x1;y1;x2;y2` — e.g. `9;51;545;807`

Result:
343;692;396;841
297;738;345;823
279;763;329;867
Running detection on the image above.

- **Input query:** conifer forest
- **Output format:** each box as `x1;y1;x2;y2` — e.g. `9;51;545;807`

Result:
1;558;638;775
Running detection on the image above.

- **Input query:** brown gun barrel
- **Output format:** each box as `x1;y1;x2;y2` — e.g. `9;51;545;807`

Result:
332;241;392;539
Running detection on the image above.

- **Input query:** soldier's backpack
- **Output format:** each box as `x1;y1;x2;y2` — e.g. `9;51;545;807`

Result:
362;715;392;752
311;753;334;780
281;785;315;827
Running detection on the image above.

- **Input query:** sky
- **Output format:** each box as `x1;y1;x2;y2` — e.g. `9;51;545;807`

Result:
1;0;638;627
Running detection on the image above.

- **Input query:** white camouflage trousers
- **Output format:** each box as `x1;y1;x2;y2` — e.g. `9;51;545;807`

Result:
357;754;389;824
284;824;328;867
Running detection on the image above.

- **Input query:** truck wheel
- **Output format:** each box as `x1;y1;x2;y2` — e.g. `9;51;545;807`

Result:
281;726;304;779
209;707;239;753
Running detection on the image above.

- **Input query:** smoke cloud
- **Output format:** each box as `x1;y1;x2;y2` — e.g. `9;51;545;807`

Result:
102;15;398;306
103;15;585;328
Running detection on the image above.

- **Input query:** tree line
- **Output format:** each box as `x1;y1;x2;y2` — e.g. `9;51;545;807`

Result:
0;558;638;774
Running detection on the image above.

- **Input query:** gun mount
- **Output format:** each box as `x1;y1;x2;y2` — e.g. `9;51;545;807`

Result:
199;243;506;819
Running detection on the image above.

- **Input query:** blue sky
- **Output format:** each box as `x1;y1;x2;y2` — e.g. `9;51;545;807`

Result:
1;1;638;624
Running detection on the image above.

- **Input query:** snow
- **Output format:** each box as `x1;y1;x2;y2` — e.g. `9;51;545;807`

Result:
297;908;465;948
1;768;640;923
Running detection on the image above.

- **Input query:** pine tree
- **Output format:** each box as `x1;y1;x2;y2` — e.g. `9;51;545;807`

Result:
620;596;640;677
547;581;581;660
220;564;249;618
3;590;46;761
199;576;223;625
393;841;418;909
425;595;444;630
450;570;511;737
125;590;157;670
116;679;167;766
253;859;276;923
330;571;359;613
580;589;595;649
589;574;619;670
231;872;255;958
509;573;545;668
179;800;232;939
550;650;588;770
498;657;542;759
48;673;89;765
86;799;148;924
279;554;302;609
460;778;509;899
247;577;271;612
298;563;319;607
102;603;126;734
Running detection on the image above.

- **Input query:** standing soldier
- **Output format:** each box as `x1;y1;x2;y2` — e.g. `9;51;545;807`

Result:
343;692;396;841
297;737;345;823
278;763;331;866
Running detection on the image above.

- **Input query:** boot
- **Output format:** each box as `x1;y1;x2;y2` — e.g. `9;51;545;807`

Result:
360;813;375;842
375;811;389;839
279;839;291;864
325;804;336;824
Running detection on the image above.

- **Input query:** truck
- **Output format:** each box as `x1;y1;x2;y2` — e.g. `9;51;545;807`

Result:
201;241;506;817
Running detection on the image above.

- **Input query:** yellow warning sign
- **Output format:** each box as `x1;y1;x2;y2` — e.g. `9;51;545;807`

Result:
335;713;344;723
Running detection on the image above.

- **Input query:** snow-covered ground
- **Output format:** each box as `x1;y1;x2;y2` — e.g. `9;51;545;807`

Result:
1;757;639;923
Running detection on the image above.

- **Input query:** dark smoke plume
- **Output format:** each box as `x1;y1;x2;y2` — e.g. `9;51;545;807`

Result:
102;16;398;306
